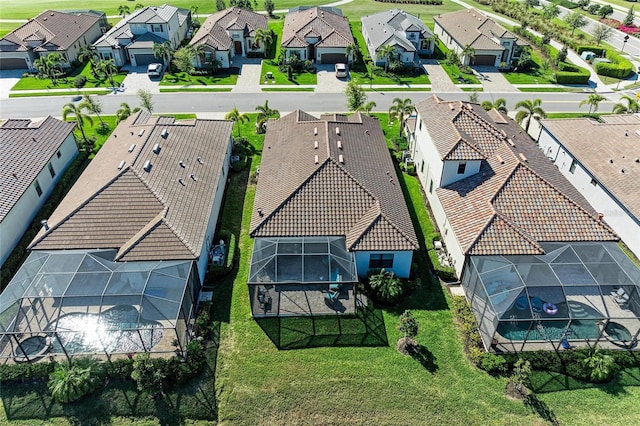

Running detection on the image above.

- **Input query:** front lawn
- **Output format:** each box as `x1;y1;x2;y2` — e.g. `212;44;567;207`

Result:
260;59;317;85
160;68;239;86
11;62;126;91
440;62;481;85
501;50;557;85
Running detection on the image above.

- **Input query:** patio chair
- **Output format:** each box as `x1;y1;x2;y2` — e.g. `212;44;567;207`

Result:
614;293;630;306
611;288;626;298
325;290;340;305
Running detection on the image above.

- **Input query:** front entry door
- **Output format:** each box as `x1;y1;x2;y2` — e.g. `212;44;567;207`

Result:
234;41;242;56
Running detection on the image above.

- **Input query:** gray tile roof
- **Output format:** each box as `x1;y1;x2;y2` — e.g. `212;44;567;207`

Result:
540;117;640;222
190;7;267;50
434;9;527;52
30;112;233;262
361;9;433;53
250;111;418;252
282;7;354;49
415;96;617;256
1;10;100;53
0;116;76;222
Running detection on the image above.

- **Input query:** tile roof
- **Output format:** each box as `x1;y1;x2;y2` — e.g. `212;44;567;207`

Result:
433;9;527;52
30;112;233;262
361;9;433;53
540;117;640;221
0;10;100;53
416;95;617;256
191;7;267;51
0;117;76;222
282;7;354;50
250;111;418;252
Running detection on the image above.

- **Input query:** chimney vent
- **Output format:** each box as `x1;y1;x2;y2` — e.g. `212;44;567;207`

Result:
314;127;318;135
339;154;344;163
128;144;136;152
496;154;504;164
190;174;197;181
314;140;318;149
117;160;126;170
178;178;185;186
337;140;342;149
314;155;319;164
336;126;340;135
197;157;203;164
257;208;264;217
40;220;49;231
179;161;186;168
519;153;528;162
153;143;161;154
143;160;152;172
138;129;145;137
161;128;168;138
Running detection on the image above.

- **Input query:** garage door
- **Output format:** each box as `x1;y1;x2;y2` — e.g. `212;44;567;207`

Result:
320;53;346;64
134;54;157;66
472;55;496;66
0;57;28;70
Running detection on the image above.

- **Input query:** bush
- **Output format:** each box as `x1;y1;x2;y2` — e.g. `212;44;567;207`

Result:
206;230;237;278
0;360;55;383
73;75;87;88
594;49;634;78
131;353;166;395
48;358;102;403
367;269;406;305
555;62;590;84
478;352;509;374
451;296;484;364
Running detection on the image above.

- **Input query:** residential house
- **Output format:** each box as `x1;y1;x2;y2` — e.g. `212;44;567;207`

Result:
190;7;268;69
281;7;354;64
0;10;103;71
410;96;640;352
248;111;418;317
0;117;78;266
433;9;527;67
537;115;640;260
93;4;191;67
361;9;434;67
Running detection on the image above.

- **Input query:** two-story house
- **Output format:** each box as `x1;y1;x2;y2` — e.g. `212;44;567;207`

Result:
190;7;268;69
433;9;527;67
93;4;191;67
361;9;434;67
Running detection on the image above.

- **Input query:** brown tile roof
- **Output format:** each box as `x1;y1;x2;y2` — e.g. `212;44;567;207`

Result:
1;10;99;53
250;111;418;252
540;117;640;222
0;116;76;222
190;7;267;50
416;96;617;256
30;112;233;261
433;9;527;52
282;7;354;50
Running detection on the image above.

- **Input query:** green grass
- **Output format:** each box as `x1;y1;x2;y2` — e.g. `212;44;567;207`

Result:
440;62;481;85
365;87;431;92
461;87;484;92
261;87;314;91
160;88;232;92
9;90;110;98
340;1;464;26
519;87;577;92
11;62;126;91
160;69;239;86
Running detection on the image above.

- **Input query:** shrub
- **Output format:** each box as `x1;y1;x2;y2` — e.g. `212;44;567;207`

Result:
48;358;102;403
478;352;509;374
231;156;248;171
0;360;55;383
451;296;484;364
594;49;634;78
555;61;590;84
582;347;619;383
577;46;607;56
104;358;134;380
367;269;406;305
131;353;166;395
206;230;237;278
73;75;87;88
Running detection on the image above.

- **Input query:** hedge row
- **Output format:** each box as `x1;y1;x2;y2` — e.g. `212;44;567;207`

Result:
0;360;55;383
595;49;634;78
374;0;443;3
555;61;591;84
427;233;457;282
577;46;607;56
450;296;484;363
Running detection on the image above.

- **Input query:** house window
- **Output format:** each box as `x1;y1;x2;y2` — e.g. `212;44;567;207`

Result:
151;24;164;32
569;160;577;174
429;180;434;194
421;160;424;173
48;163;56;178
369;253;394;269
56;150;61;158
419;120;422;131
34;180;43;197
590;178;598;187
457;161;467;174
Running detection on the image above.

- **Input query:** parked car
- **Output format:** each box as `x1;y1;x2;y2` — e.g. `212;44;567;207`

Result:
147;63;163;78
335;63;348;78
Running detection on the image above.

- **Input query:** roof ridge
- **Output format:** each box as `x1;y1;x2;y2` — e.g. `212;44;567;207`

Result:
114;210;167;260
346;203;381;249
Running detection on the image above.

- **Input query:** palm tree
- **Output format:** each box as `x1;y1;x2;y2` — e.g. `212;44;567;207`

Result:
612;94;640;114
34;53;64;86
481;98;508;113
63;102;94;151
253;28;273;52
377;44;396;72
118;5;130;18
116;102;133;123
459;44;475;67
79;95;105;127
78;46;99;77
98;59;118;88
356;100;377;115
152;41;174;66
255;100;280;134
388;97;414;137
515;98;546;133
225;107;249;138
345;43;359;65
579;93;606;115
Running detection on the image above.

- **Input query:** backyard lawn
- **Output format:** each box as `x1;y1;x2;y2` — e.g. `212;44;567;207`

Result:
11;62;126;91
160;68;239;86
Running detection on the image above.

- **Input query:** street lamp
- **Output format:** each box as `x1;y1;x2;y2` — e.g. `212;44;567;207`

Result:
621;34;630;54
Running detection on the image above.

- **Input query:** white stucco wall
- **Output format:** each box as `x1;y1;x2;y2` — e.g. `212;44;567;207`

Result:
441;160;482;187
538;128;640;259
0;133;78;266
354;250;414;279
427;192;466;277
413;113;443;192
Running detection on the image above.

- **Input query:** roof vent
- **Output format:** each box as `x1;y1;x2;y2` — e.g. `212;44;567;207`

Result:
153;143;161;154
336;126;340;135
197;157;203;164
507;138;515;146
161;128;168;138
40;220;49;231
337;140;342;149
314;155;319;164
178;178;185;186
314;127;318;135
143;160;152;172
519;153;528;162
621;168;626;174
128;144;136;152
314;140;318;149
117;160;126;170
138;129;145;137
257;208;264;217
496;154;504;164
339;154;344;163
609;159;614;164
190;174;197;181
179;161;186;168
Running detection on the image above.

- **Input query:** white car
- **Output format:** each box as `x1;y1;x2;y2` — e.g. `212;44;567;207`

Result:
335;63;348;78
147;63;163;78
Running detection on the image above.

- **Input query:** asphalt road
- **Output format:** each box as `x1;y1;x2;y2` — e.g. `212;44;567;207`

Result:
0;91;618;119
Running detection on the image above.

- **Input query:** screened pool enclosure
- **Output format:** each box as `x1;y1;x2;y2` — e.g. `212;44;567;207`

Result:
0;249;199;363
463;242;640;352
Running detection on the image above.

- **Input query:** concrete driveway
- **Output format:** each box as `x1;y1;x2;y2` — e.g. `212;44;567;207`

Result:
472;66;519;93
316;64;348;93
0;69;25;100
120;65;161;94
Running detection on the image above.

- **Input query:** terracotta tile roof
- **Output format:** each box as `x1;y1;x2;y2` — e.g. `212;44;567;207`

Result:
30;112;233;262
433;9;527;52
251;111;418;252
540;117;640;222
1;10;100;53
0;116;76;222
417;96;618;256
190;7;267;50
282;7;354;50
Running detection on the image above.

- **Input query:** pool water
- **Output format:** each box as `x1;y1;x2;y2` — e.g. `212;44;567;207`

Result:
48;305;163;354
605;322;633;341
15;335;50;358
497;320;600;341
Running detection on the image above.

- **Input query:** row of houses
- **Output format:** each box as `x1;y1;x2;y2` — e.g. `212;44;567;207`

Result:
1;6;525;71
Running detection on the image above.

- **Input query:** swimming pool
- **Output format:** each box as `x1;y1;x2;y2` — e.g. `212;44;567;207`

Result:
48;305;163;354
497;320;600;341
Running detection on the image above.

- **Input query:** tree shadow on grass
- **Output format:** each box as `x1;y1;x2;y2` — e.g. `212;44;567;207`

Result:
411;344;438;373
524;394;559;426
